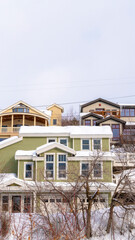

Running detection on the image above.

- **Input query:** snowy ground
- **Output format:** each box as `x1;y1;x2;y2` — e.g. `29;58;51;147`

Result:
2;206;135;240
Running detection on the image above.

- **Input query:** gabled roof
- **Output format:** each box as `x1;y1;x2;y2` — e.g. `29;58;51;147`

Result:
47;103;64;113
80;98;120;112
36;142;76;155
81;112;103;120
0;100;50;119
0;136;23;149
15;142;76;160
96;116;126;125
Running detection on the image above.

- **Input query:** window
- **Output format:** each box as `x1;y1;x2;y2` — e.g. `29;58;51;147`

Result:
82;139;90;150
85;120;91;126
53;119;57;125
130;109;135;116
106;109;110;116
50;199;55;203
96;108;104;111
13;108;29;113
81;163;89;177
2;196;9;211
93;163;102;178
24;196;31;213
120;108;135;117
93;139;101;150
48;138;56;143
25;163;33;179
121;109;125;117
112;124;120;140
46;154;54;179
112;109;117;115
56;199;61;203
93;120;97;126
58;154;67;179
59;138;68;146
125;109;130;116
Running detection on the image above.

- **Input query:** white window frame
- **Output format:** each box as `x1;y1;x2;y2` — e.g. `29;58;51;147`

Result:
80;162;90;177
92;162;103;179
47;138;57;143
59;138;68;147
92;139;102;151
24;162;34;180
81;139;91;150
57;153;67;180
45;153;55;180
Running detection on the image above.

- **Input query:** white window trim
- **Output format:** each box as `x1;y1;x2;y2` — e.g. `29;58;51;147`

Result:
81;139;91;151
59;138;68;147
57;153;67;180
47;138;57;143
92;139;102;151
80;162;90;176
92;161;103;180
44;153;55;180
24;162;34;180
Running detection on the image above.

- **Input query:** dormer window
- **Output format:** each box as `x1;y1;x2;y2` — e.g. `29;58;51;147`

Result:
12;104;29;113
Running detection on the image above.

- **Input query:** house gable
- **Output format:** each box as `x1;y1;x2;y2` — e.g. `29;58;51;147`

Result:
0;100;50;119
80;98;120;112
96;116;126;125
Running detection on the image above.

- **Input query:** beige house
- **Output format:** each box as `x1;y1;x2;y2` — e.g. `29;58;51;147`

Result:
80;98;135;144
0;101;64;140
47;103;64;126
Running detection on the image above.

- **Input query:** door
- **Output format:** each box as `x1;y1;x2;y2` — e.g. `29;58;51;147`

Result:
12;196;21;213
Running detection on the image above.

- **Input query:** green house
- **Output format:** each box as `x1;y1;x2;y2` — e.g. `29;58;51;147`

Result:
0;126;116;213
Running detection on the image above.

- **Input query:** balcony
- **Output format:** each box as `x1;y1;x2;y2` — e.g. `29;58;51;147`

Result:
90;110;120;118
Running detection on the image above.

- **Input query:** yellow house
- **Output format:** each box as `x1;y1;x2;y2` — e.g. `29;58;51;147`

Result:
47;103;64;126
0;101;64;140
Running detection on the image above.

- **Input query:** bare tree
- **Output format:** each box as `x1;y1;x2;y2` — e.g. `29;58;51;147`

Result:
62;108;79;126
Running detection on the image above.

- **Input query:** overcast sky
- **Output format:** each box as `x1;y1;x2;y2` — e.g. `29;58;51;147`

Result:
0;0;135;114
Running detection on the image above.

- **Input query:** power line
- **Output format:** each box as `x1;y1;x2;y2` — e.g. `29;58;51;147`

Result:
34;94;135;108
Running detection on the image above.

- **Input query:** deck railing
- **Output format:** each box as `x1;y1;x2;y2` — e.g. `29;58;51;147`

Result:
0;127;20;133
90;110;120;118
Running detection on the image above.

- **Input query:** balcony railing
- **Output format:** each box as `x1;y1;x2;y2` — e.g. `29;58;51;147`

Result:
90;110;120;118
0;127;20;134
114;152;135;167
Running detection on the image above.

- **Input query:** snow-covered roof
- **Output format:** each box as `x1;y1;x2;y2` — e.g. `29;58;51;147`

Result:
15;142;76;160
68;151;115;161
126;121;135;125
75;151;115;158
119;103;135;106
15;150;36;160
0;174;116;192
0;173;16;183
0;136;23;149
19;126;112;138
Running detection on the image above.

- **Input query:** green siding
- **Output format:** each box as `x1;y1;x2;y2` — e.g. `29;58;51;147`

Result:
0;137;46;175
103;161;112;182
68;137;73;148
68;161;80;181
37;161;44;181
74;139;81;151
102;138;109;151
